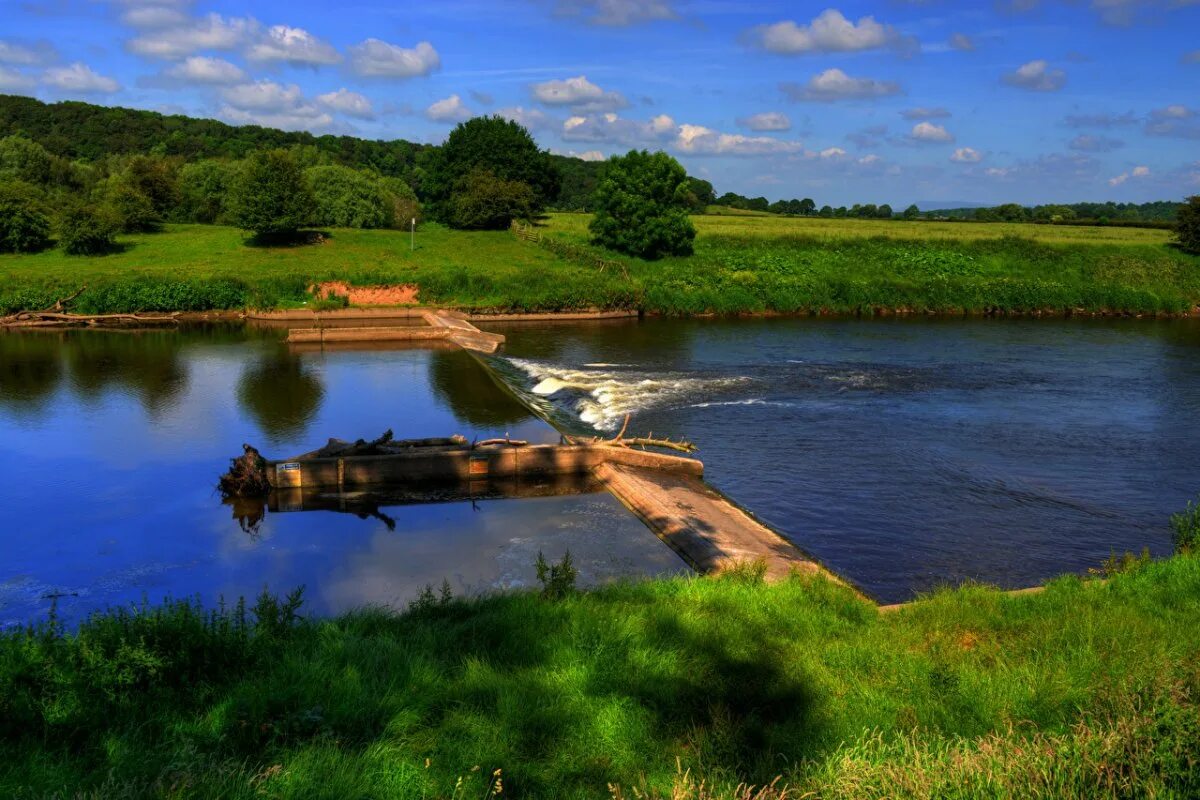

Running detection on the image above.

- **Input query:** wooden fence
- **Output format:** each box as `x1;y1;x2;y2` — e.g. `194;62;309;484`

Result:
510;221;630;279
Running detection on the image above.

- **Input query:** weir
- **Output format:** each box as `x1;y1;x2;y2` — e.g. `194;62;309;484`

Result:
245;307;844;588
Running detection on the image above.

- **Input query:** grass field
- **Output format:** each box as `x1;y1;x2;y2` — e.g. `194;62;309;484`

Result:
2;555;1198;799
0;214;1196;316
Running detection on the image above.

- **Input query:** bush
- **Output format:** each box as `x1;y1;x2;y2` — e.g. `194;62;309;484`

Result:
534;550;578;599
103;178;159;233
0;135;53;185
446;169;536;230
178;159;235;223
590;149;696;259
228;149;315;238
1176;195;1200;255
381;176;421;228
0;181;52;253
1172;498;1200;553
58;203;119;255
306;165;391;229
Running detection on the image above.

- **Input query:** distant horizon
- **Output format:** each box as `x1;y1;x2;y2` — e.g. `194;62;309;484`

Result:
2;1;1198;206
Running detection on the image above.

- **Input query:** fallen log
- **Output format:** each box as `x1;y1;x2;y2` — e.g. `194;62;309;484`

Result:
564;414;697;454
1;311;180;328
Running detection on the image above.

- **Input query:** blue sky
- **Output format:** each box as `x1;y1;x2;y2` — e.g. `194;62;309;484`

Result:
2;0;1198;207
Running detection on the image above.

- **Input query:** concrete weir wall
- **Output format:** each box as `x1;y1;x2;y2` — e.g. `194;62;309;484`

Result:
282;309;506;354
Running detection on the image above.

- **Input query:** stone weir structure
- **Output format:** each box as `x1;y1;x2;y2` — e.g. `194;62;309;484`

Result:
251;307;847;590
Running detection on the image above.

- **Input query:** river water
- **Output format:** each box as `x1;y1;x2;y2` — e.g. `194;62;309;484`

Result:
2;317;1197;622
0;327;682;628
489;316;1200;602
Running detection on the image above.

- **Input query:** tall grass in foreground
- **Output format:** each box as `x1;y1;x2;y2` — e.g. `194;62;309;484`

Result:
2;554;1198;799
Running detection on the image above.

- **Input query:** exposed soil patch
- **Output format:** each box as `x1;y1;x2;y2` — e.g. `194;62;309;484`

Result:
313;281;419;306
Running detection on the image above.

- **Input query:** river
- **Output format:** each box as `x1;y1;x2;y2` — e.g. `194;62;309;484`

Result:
1;316;1197;623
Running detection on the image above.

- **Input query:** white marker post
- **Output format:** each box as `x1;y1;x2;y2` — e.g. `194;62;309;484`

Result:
410;217;416;253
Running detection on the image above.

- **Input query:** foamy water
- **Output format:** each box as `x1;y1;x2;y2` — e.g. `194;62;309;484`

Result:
508;358;751;431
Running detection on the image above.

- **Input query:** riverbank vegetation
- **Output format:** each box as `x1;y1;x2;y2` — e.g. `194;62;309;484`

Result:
1;213;1197;316
1;550;1198;798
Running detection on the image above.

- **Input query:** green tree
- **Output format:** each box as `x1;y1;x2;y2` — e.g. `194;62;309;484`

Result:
876;204;894;219
819;205;833;218
1177;195;1200;254
123;155;179;217
427;116;559;221
58;202;119;255
228;149;315;238
684;178;716;212
589;149;695;259
0;136;53;185
798;198;816;216
380;177;421;228
102;177;159;232
446;169;536;230
902;204;921;220
178;160;234;223
0;181;52;253
306;165;391;229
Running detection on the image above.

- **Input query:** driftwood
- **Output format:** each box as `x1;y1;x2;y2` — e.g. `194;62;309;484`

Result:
565;414;697;454
315;432;473;458
1;287;179;328
475;437;530;448
219;444;271;498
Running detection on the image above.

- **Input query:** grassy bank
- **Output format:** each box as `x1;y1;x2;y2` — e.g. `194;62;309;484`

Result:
0;215;1197;316
2;556;1199;799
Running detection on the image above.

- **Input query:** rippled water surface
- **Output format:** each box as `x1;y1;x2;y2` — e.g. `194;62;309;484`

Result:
0;328;682;627
489;316;1200;602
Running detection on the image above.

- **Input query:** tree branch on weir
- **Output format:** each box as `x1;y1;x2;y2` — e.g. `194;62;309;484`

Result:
565;414;698;454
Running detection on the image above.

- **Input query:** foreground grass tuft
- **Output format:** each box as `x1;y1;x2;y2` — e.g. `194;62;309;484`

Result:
2;555;1199;798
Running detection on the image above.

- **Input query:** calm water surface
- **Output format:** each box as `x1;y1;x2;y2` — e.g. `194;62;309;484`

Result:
0;327;682;628
490;316;1200;602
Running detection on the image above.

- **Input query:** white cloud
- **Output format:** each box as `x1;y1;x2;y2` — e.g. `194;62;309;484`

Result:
675;124;803;156
561;111;675;146
736;112;791;132
119;4;190;29
0;39;57;66
0;66;37;91
948;32;975;51
426;94;472;123
348;39;440;78
910;121;954;143
531;75;627;112
554;149;607;161
496;106;554;130
901;107;950;120
42;62;120;93
246;25;340;66
748;10;911;55
1145;105;1200;139
165;55;245;84
819;146;847;159
950;147;983;163
1002;59;1066;91
127;13;255;60
1068;134;1124;152
551;0;678;26
219;80;333;131
317;88;375;119
780;68;901;102
1108;165;1150;186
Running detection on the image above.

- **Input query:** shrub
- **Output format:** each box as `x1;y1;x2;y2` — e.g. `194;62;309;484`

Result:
103;177;159;232
446;169;537;230
534;550;578;599
590;149;696;259
1171;498;1200;554
306;164;390;229
1176;195;1200;255
0;181;52;253
0;135;53;185
381;176;421;228
58;203;119;255
228;149;315;238
123;154;180;217
178;159;235;223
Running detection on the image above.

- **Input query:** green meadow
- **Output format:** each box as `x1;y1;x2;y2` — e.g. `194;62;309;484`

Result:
2;556;1198;799
0;213;1196;316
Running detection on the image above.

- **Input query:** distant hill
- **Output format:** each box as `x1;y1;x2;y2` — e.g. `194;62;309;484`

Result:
0;93;604;209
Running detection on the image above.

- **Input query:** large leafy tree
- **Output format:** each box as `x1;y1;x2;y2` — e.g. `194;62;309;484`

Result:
446;169;537;230
306;165;391;229
426;116;559;223
589;150;696;260
228;149;315;238
1176;196;1200;254
0;181;52;253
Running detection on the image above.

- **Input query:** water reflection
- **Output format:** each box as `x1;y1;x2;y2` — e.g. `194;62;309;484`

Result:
237;347;325;444
64;331;188;414
0;333;63;413
428;349;531;427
